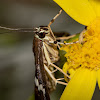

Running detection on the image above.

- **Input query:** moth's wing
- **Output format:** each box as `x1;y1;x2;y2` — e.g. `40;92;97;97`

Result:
33;36;50;100
43;41;59;92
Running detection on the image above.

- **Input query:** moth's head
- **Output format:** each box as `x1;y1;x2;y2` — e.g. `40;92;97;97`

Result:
34;26;49;38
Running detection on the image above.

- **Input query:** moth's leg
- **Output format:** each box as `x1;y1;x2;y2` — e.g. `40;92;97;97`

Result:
56;34;76;40
79;29;86;44
48;9;62;27
50;63;70;79
44;64;67;86
57;78;64;81
49;40;79;46
44;64;56;84
48;26;56;41
56;29;87;44
57;41;79;45
57;81;68;86
48;26;61;49
43;42;70;79
48;9;62;49
51;69;58;74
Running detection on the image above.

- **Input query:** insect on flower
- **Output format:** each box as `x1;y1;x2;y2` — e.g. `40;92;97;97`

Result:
0;9;78;100
33;10;71;100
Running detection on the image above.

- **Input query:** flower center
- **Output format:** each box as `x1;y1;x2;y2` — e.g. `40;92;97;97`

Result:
62;17;100;70
88;17;100;34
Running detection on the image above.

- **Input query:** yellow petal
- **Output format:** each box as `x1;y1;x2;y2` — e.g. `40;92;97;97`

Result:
60;68;96;100
53;0;96;26
63;62;69;82
97;69;100;89
63;63;76;82
89;0;100;16
68;68;76;78
63;62;69;73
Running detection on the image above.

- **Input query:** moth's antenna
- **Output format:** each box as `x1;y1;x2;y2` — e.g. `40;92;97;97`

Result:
0;26;34;34
0;26;20;31
48;9;62;27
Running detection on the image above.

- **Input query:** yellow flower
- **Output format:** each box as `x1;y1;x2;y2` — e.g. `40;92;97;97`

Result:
53;0;100;100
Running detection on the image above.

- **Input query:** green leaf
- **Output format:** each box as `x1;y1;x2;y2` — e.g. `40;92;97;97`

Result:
59;50;67;68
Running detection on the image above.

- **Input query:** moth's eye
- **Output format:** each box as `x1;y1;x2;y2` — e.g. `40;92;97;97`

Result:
39;26;47;27
43;28;48;31
38;32;46;38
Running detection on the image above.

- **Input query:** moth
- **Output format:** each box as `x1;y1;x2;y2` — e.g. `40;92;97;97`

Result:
33;10;71;100
0;9;80;100
33;9;86;100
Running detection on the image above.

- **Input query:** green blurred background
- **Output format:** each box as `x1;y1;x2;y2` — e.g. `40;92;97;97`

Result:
0;0;99;100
